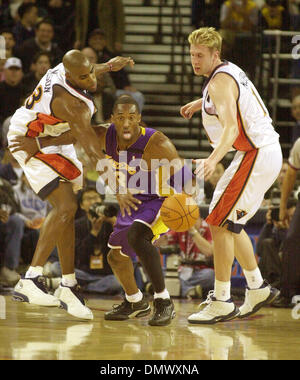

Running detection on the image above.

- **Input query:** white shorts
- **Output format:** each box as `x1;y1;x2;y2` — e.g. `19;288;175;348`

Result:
8;132;83;200
206;142;282;233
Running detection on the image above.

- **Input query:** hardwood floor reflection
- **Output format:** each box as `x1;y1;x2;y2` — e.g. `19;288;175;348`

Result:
0;295;300;360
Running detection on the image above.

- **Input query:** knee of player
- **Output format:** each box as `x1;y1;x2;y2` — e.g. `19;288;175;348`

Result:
55;201;78;223
107;249;124;268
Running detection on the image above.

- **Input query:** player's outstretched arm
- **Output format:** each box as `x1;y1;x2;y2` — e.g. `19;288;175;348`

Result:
95;56;134;78
180;98;202;119
51;88;106;167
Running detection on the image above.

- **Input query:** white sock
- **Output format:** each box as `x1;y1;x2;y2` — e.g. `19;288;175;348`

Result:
154;288;170;300
214;280;231;301
126;289;143;303
62;273;77;287
25;266;43;279
243;267;263;289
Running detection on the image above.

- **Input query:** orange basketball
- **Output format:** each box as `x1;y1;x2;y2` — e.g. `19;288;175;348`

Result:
160;193;199;232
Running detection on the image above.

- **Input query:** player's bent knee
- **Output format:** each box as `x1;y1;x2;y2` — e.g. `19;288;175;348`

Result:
55;201;78;223
127;222;153;256
107;249;128;268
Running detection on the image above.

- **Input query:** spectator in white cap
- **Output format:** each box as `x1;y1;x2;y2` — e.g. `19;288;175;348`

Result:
0;57;25;126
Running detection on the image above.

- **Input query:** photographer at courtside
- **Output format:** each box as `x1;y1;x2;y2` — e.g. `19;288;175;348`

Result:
50;187;122;295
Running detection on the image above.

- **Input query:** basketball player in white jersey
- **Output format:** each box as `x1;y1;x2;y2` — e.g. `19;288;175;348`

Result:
180;27;282;324
7;50;135;320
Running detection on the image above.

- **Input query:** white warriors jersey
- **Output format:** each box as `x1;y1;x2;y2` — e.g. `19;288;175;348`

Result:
8;63;95;139
201;61;279;151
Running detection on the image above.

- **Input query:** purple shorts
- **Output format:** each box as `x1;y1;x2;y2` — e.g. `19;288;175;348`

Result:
108;197;164;258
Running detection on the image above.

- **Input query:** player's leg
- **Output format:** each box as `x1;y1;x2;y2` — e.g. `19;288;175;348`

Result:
234;229;279;318
188;225;240;324
104;249;151;320
53;220;93;320
13;182;78;308
127;221;175;326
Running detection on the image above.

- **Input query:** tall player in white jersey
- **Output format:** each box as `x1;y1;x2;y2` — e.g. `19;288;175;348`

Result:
180;27;283;324
7;50;135;320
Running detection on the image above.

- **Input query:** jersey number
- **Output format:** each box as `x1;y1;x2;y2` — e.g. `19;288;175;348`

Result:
25;85;43;110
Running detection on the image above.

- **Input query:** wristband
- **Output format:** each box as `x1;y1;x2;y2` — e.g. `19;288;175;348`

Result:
35;137;42;151
107;62;113;72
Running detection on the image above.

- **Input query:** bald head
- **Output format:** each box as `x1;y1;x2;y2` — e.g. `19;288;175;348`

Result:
63;50;90;74
62;50;97;92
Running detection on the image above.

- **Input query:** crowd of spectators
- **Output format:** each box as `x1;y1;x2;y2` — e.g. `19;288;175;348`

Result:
0;0;300;305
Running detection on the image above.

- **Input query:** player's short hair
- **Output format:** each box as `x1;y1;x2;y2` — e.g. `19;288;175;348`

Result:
0;28;14;38
113;95;140;114
188;27;222;53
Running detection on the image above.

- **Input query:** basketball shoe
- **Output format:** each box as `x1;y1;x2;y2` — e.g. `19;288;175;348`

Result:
238;280;280;318
148;298;176;326
54;284;93;320
188;291;240;324
104;296;151;320
12;276;60;306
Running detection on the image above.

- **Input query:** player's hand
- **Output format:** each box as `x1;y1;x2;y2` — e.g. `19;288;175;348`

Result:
116;191;141;217
279;207;289;229
0;209;9;224
108;56;135;72
193;158;217;181
9;136;39;164
180;99;202;119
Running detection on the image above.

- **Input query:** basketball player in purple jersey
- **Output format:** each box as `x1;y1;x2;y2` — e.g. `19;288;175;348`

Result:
13;95;195;326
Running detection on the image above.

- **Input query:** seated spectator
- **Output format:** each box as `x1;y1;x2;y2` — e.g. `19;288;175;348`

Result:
81;46;116;124
15;18;63;73
258;0;290;30
257;198;296;289
272;137;300;307
264;159;289;204
74;0;125;53
23;51;52;97
0;149;23;186
12;2;38;48
49;187;123;295
44;0;75;51
290;95;300;144
0;29;16;59
220;0;258;78
88;29;145;113
204;162;225;203
191;0;222;29
0;57;25;126
13;172;51;265
0;176;22;286
159;216;214;299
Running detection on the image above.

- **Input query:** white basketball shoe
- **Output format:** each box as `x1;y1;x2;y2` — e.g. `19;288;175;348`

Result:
239;280;280;318
54;284;93;320
188;291;240;324
12;276;60;306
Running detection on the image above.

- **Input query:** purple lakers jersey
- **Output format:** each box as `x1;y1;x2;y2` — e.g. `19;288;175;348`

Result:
105;123;164;201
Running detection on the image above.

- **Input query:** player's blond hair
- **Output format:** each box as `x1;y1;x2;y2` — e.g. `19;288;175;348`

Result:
188;27;222;53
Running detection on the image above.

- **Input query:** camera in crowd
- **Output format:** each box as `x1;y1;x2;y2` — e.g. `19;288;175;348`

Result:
88;202;118;219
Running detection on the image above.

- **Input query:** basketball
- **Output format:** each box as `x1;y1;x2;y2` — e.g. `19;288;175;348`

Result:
160;193;199;232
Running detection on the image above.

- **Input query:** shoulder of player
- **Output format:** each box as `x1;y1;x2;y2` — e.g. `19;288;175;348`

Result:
145;131;173;155
208;72;238;100
51;85;90;119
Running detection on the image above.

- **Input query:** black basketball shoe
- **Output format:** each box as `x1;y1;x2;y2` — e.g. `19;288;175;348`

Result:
104;296;151;321
148;298;176;326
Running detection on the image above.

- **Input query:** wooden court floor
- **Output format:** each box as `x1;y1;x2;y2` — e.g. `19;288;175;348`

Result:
0;294;300;360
